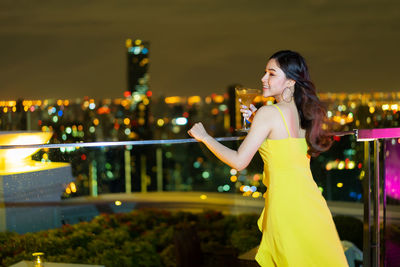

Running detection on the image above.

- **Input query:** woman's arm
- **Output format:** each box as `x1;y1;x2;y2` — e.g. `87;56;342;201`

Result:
188;106;274;171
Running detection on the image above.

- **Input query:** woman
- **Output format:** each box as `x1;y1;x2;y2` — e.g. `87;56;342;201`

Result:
188;50;348;266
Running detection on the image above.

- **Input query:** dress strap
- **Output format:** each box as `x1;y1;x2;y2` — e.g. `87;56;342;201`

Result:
272;104;291;138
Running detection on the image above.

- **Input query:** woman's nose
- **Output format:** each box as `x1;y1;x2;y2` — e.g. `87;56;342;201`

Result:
261;73;268;83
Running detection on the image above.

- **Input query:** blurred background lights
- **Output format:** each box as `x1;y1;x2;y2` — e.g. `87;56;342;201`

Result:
142;97;150;105
115;200;122;206
172;126;180;133
218;104;228;112
202;171;210;179
70;182;77;193
157;119;165;127
347;161;355;169
338;161;345;170
337;182;344;188
175;117;188;125
223;184;230;191
200;194;207;200
230;169;237;175
369;106;375;113
133;93;142;102
134;46;142;54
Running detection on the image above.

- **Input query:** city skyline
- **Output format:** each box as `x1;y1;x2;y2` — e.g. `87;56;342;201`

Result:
0;0;399;100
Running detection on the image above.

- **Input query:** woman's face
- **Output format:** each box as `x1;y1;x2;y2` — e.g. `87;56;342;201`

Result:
261;58;294;100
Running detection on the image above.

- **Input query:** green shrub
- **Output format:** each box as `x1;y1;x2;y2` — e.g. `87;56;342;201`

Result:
0;209;262;267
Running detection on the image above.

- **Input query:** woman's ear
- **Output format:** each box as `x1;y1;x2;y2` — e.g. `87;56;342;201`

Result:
287;79;296;88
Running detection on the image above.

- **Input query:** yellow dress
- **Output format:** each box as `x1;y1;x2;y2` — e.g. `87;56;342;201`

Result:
255;105;348;267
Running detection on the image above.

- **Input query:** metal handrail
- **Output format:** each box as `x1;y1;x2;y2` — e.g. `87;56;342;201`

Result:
0;136;244;150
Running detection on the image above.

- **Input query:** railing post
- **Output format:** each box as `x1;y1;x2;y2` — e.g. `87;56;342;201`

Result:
373;140;380;267
363;141;372;267
381;141;387;267
124;149;132;193
89;160;98;197
140;154;147;193
156;148;163;192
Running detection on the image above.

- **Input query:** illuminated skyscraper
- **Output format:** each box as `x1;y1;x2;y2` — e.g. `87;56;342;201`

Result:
125;39;150;95
124;38;152;130
124;39;153;193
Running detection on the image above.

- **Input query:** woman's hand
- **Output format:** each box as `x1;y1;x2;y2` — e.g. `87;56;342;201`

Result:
188;122;210;142
239;99;257;123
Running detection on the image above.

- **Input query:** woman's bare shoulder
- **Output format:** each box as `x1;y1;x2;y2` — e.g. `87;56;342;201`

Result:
254;105;278;119
251;105;280;130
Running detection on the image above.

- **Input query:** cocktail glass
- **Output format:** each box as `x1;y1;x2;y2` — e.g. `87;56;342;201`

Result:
235;88;261;132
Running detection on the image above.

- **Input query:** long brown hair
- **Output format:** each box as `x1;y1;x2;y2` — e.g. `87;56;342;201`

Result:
270;50;332;156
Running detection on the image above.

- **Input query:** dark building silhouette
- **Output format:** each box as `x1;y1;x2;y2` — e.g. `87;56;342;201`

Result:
126;39;150;95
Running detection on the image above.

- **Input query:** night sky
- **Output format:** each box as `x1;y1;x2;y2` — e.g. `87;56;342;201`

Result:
0;0;399;100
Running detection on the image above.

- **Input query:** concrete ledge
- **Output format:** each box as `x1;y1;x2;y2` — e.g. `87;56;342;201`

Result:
10;261;103;267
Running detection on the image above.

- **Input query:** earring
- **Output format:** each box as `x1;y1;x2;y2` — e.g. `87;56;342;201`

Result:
282;87;293;103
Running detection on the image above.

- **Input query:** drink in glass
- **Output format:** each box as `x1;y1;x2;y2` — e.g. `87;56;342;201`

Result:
235;88;261;131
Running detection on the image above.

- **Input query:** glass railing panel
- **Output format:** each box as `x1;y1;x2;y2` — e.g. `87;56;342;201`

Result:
1;133;386;266
383;138;400;265
307;134;363;203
